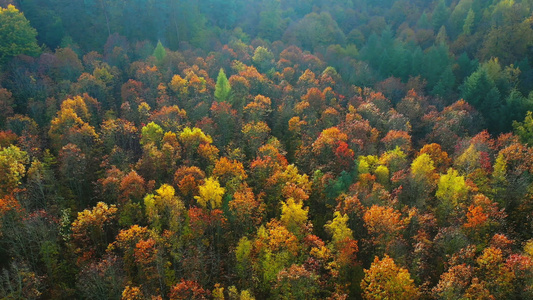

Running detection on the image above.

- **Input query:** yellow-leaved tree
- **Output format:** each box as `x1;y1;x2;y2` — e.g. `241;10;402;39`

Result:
324;211;353;243
436;168;469;224
409;153;438;207
0;145;28;197
194;177;225;209
280;197;308;234
144;184;184;232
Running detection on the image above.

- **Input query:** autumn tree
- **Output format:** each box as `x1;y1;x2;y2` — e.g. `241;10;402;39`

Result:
179;127;213;164
173;165;205;201
71;202;118;264
228;185;264;237
144;184;185;232
242;121;271;158
280;197;308;235
324;211;359;289
418;143;451;173
212;156;247;191
363;205;411;255
244;94;271;122
169;280;210;300
361;255;419;300
435;168;469;224
312;126;354;174
48;101;98;153
194;177;225;209
243;220;300;293
272;264;319;299
406;153;438;208
100;118;139;154
0;145;28;197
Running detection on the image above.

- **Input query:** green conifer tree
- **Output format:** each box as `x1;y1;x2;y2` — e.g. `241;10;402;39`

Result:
215;68;231;102
153;40;166;63
463;9;475;35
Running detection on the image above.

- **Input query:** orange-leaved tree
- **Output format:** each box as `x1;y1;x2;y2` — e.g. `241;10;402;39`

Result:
361;255;419;300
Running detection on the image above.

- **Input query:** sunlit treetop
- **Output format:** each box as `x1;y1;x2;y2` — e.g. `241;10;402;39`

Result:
0;5;40;62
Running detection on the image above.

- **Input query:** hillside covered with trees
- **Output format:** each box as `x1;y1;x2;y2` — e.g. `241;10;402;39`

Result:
2;0;533;299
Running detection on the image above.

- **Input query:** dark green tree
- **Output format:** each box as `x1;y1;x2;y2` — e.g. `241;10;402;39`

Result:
283;12;345;50
258;0;284;41
432;0;449;32
461;66;503;131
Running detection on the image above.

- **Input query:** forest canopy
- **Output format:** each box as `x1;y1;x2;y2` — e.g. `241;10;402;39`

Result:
2;0;533;299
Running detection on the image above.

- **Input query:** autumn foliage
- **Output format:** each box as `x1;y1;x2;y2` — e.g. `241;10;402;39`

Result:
2;1;533;298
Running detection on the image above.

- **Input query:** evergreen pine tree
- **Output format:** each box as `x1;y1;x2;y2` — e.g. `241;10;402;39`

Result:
463;9;475;35
153;40;166;63
215;68;231;102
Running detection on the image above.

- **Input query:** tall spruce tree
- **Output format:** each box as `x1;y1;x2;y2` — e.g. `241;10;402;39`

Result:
215;68;231;102
153;40;166;64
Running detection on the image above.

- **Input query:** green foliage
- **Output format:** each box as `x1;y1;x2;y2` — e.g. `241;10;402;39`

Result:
4;1;533;298
461;63;505;131
463;9;475;35
0;5;41;63
252;47;274;73
432;0;449;32
283;12;345;50
153;40;166;63
513;111;533;145
214;68;231;102
140;122;164;145
258;0;284;41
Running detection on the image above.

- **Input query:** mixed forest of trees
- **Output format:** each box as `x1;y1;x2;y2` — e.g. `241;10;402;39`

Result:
3;0;533;298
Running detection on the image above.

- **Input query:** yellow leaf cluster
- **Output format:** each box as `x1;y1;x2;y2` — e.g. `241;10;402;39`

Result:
194;177;225;209
436;168;469;206
179;127;213;146
324;211;353;243
169;74;188;96
280;198;308;233
411;153;436;180
144;184;184;231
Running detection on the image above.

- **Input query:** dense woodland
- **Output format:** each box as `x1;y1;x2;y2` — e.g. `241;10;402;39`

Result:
3;0;533;299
